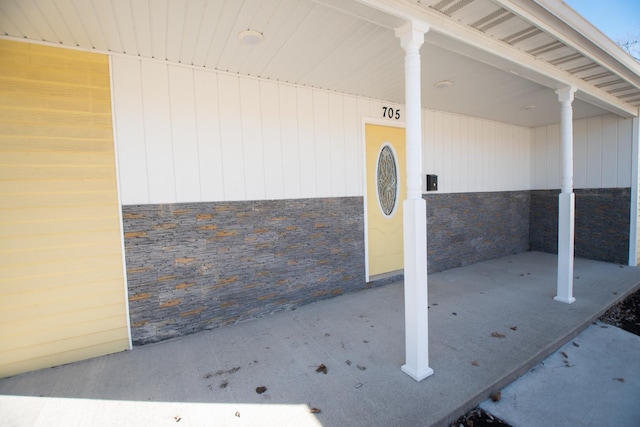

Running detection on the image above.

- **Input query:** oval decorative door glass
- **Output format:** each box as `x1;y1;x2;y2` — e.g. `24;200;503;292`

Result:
376;144;398;216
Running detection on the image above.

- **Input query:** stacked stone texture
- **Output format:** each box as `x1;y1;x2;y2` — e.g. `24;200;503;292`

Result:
123;197;365;345
529;188;630;264
424;191;530;272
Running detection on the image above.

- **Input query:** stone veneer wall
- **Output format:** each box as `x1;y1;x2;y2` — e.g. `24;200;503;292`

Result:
530;188;630;264
123;197;364;345
424;191;530;273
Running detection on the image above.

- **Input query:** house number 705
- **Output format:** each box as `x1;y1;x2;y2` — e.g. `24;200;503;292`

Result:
382;106;400;120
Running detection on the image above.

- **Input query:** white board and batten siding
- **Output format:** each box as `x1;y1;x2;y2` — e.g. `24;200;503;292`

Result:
112;56;383;205
531;115;634;190
111;56;535;205
423;110;531;193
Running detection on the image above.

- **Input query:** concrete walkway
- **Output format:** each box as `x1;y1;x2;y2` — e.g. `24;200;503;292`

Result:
1;252;639;427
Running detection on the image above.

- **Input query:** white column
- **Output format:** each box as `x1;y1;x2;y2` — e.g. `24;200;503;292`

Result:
396;20;433;381
555;86;577;304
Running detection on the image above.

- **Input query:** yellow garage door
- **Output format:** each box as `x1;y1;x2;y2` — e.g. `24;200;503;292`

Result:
0;40;130;378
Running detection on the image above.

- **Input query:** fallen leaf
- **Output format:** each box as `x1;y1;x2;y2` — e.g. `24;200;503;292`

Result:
256;386;267;394
614;377;625;382
235;411;240;418
345;360;352;366
491;332;506;339
174;416;181;422
315;364;328;374
357;365;367;371
572;342;580;347
561;351;568;359
363;340;369;344
452;312;458;316
310;407;321;414
355;383;363;389
220;380;228;389
490;391;501;402
510;326;517;331
471;360;479;366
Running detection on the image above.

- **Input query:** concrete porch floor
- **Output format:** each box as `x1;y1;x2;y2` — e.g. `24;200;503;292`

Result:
2;251;640;427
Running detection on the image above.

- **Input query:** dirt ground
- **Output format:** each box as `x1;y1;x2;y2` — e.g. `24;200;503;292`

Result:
451;287;640;427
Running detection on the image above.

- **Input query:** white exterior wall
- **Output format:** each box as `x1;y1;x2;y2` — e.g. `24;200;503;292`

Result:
423;110;531;193
112;56;535;205
531;114;633;190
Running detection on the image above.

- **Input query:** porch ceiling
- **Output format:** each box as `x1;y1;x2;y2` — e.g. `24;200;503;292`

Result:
0;0;638;127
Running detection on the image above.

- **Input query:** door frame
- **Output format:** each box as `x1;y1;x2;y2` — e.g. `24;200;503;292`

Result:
362;118;406;282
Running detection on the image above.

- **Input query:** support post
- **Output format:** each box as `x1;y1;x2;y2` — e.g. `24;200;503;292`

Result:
555;86;577;304
396;20;433;381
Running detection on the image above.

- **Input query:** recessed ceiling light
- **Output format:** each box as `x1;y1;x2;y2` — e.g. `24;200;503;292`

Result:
238;29;264;45
521;104;536;110
433;80;453;89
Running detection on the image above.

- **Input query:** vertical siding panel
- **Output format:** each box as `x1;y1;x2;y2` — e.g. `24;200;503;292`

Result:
442;113;453;192
279;84;301;199
521;127;532;190
573;119;587;189
194;69;225;201
460;117;470;192
432;112;443;191
296;87;317;198
168;66;201;202
343;95;360;197
141;61;175;203
482;121;493;192
601;114;619;188
356;98;370;196
260;81;284;200
451;115;462;192
423;110;435;183
532;127;545;189
111;57;149;204
217;74;245;200
240;78;266;200
474;119;483;191
586;116;603;188
329;93;346;197
547;123;561;189
618;117;633;187
313;90;332;197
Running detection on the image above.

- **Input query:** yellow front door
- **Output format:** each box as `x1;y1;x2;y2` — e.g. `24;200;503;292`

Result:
365;124;406;278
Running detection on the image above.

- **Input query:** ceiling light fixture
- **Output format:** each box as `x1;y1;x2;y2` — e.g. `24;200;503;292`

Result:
433;80;453;89
238;29;264;45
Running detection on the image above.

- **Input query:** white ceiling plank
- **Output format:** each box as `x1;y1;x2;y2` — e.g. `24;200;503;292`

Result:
241;0;315;77
130;0;152;58
202;0;244;70
165;0;187;63
229;0;285;73
33;0;78;46
149;0;168;60
111;0;139;55
54;0;93;48
70;0;108;51
216;0;267;72
1;1;42;41
0;8;21;36
178;0;207;65
296;14;366;82
190;0;225;67
89;0;124;53
11;0;57;42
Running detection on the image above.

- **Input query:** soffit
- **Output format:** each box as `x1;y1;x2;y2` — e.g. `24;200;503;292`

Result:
0;0;636;127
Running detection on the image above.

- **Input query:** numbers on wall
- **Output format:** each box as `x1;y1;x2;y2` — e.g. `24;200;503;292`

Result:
382;106;400;120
